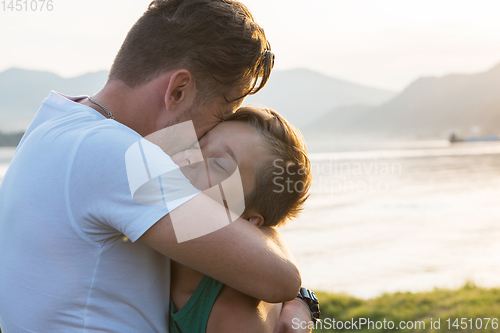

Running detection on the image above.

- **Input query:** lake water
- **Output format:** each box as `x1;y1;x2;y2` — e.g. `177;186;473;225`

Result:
2;142;500;298
281;140;500;298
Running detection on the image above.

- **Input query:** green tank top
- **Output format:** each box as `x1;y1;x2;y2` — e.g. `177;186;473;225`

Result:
169;275;224;333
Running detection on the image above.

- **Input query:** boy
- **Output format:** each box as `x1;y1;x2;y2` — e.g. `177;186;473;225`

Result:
168;106;312;332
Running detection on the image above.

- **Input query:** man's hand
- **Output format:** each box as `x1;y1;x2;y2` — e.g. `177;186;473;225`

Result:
274;299;314;333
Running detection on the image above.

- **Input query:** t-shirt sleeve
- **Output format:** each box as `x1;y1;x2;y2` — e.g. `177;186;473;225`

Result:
67;125;199;243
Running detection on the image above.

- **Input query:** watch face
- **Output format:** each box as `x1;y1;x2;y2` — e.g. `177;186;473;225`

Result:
302;288;318;303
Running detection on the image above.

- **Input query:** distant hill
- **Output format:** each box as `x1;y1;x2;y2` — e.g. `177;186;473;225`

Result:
4;64;500;141
0;67;395;132
245;68;395;128
0;131;23;147
0;68;108;131
305;63;500;140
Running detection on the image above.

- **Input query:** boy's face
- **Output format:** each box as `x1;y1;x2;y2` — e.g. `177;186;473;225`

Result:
171;121;265;198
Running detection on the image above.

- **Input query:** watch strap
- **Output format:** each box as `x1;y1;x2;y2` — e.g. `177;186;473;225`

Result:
296;287;320;322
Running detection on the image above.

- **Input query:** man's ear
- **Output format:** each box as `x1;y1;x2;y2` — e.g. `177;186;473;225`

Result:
164;69;196;113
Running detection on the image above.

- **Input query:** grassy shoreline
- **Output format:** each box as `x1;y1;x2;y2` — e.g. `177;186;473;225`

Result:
1;283;498;332
313;282;500;332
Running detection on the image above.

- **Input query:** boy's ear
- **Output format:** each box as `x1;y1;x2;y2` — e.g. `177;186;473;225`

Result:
246;212;265;228
164;69;196;113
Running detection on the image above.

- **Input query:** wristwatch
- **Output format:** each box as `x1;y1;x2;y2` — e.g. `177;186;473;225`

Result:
296;287;320;322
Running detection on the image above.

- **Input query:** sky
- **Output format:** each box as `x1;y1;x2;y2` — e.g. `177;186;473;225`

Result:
2;0;500;91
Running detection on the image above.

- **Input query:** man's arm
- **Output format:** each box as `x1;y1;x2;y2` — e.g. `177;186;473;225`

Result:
274;300;314;333
139;192;301;303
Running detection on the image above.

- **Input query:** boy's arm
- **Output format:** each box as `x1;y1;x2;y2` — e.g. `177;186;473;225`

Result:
140;192;301;303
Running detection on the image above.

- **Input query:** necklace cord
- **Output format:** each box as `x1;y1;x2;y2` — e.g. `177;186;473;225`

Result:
88;96;114;120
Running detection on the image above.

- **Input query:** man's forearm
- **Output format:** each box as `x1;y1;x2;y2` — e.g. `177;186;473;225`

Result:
275;299;314;333
140;193;301;302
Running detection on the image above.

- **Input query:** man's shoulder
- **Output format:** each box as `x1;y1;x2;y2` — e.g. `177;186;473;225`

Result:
27;112;139;157
21;91;142;153
76;120;141;147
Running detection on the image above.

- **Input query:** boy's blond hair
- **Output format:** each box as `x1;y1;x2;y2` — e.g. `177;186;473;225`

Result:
225;106;311;227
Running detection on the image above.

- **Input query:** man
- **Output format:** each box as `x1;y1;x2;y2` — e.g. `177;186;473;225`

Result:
0;0;313;332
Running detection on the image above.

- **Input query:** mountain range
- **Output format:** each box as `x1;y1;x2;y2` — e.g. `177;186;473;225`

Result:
1;64;499;141
304;63;500;140
0;68;108;132
0;68;394;132
244;68;395;126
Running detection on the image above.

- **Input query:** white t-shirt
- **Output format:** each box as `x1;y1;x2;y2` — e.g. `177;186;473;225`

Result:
0;92;197;332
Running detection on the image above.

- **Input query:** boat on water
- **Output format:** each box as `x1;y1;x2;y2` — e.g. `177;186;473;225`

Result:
449;133;500;143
